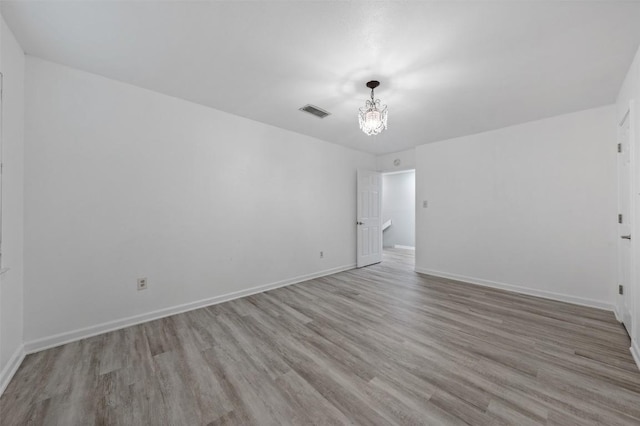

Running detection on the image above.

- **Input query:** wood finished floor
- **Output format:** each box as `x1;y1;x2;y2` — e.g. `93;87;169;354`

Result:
2;249;640;425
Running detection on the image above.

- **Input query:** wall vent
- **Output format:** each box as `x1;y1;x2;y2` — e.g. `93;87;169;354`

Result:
299;104;330;118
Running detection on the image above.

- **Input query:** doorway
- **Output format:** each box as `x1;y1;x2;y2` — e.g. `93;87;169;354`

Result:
382;169;415;266
356;169;416;269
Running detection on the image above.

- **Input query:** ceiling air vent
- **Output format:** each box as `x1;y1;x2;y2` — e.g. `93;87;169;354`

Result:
299;104;331;119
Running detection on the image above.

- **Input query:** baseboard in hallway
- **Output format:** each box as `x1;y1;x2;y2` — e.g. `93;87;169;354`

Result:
393;245;415;250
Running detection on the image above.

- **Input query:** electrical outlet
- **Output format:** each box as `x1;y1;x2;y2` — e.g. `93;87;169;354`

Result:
137;277;148;291
320;251;324;258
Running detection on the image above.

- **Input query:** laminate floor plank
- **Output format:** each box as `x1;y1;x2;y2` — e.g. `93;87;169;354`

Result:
2;248;639;425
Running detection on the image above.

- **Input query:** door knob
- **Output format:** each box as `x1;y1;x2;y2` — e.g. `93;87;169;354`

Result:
621;235;631;240
356;221;364;225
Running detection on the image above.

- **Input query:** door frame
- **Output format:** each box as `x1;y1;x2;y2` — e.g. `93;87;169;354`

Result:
381;169;416;251
631;99;640;353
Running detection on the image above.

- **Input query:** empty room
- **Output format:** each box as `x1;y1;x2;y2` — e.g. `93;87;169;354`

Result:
2;1;640;424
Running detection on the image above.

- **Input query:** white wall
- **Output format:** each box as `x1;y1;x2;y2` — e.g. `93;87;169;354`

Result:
617;44;640;364
376;148;415;172
0;16;25;392
415;106;617;310
382;171;415;248
24;57;375;347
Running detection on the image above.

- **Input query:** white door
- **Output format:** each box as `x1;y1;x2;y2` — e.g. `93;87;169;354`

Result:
357;170;382;267
618;108;633;335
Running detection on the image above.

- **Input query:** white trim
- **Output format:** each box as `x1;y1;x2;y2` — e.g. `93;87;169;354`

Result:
629;98;639;361
0;345;25;397
414;267;614;312
614;304;623;322
24;263;355;354
382;169;415;176
393;245;415;250
631;340;640;372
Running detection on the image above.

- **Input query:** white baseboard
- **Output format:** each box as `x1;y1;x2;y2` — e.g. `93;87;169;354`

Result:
414;267;614;312
0;345;25;397
24;263;355;354
631;341;640;371
393;245;415;250
613;304;623;322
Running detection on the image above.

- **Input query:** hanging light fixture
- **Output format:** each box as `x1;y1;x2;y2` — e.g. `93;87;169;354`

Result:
358;80;388;136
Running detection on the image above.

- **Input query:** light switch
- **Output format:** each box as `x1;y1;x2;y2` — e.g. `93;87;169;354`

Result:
423;200;428;208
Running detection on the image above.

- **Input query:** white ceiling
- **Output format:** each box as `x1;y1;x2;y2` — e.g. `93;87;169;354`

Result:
3;1;640;155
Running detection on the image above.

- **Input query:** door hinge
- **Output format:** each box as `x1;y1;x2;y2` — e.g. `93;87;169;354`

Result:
619;214;623;224
619;285;624;295
618;143;622;153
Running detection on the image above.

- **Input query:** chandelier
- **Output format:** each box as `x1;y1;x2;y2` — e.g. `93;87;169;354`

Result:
358;80;388;136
